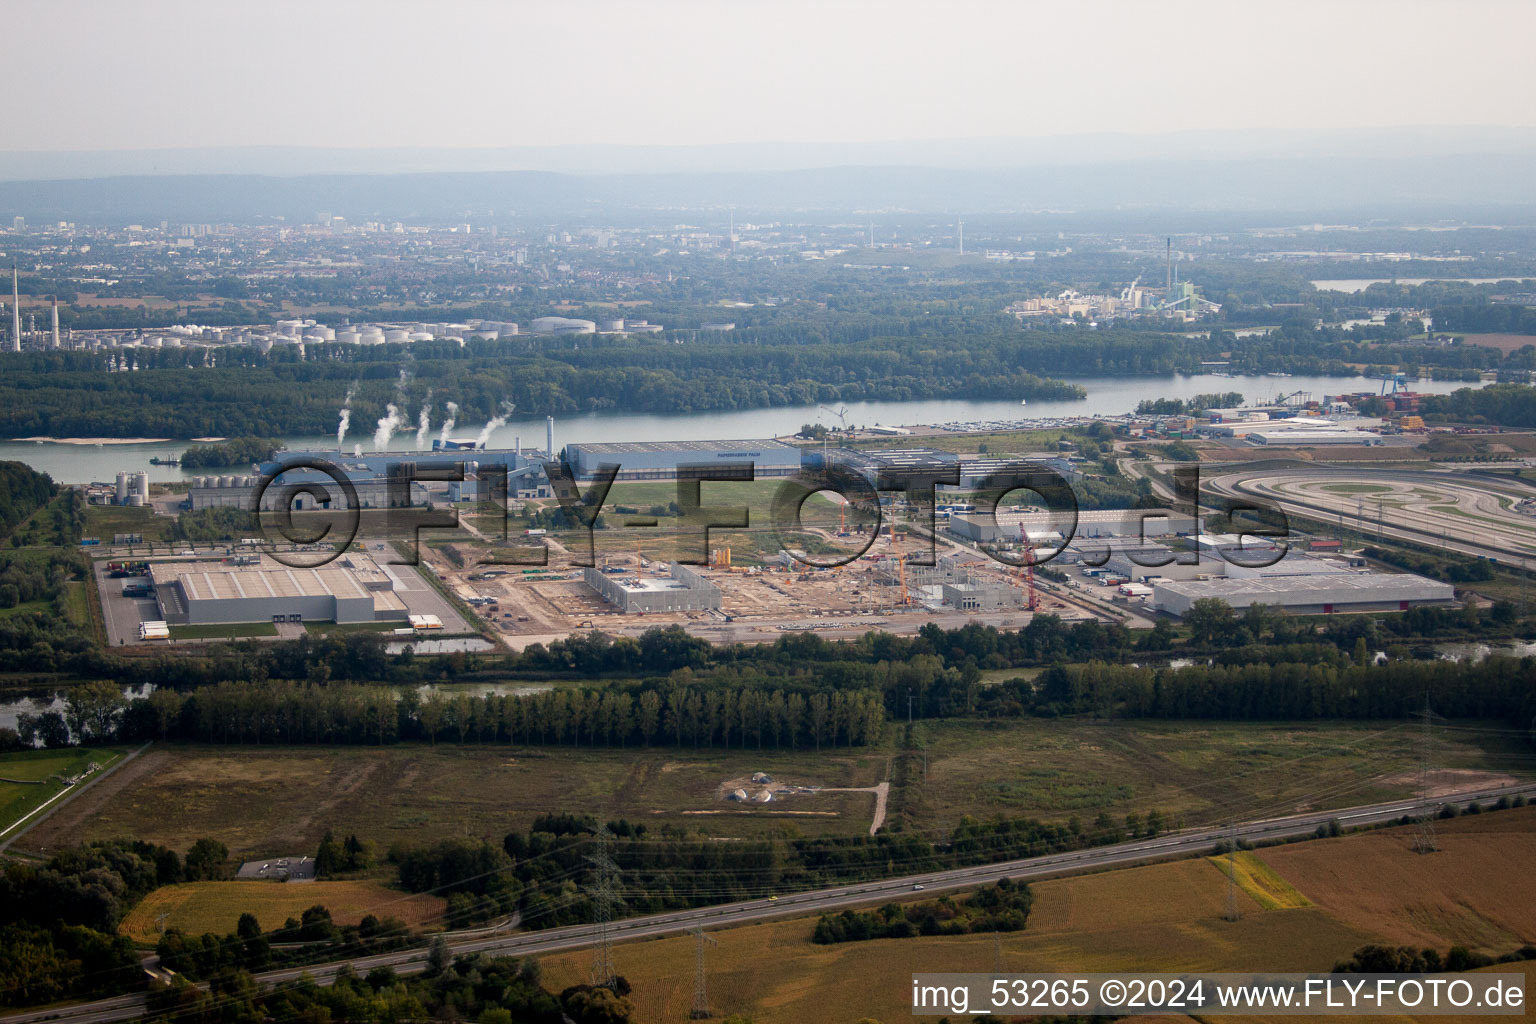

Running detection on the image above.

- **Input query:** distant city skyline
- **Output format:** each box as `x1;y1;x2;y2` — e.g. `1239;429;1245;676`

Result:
2;0;1534;157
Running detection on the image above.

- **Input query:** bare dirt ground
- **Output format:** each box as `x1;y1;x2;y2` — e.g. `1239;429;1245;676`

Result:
716;774;890;835
1378;768;1520;800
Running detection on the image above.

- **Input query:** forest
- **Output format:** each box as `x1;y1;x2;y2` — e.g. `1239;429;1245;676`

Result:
0;316;1527;439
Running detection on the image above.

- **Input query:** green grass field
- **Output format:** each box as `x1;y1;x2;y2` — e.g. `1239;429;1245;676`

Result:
18;717;1530;863
17;743;888;857
83;504;174;545
892;717;1531;836
169;622;278;640
120;879;447;943
0;746;131;837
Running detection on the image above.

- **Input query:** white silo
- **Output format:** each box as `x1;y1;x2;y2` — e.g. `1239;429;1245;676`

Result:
115;471;130;504
134;472;150;501
384;328;409;344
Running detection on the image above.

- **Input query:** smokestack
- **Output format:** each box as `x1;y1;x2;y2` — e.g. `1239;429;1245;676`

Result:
546;416;555;460
1166;237;1172;295
51;299;60;349
10;265;19;353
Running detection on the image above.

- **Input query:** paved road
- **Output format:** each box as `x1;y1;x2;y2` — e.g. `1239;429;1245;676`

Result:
7;781;1533;1024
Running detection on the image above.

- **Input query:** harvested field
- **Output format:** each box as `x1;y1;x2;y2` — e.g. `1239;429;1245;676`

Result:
119;879;445;943
540;857;1375;1023
1255;806;1536;951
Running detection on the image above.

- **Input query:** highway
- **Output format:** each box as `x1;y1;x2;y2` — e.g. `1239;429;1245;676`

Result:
7;781;1535;1024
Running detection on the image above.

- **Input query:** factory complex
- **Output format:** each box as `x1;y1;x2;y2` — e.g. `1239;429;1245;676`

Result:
150;553;406;625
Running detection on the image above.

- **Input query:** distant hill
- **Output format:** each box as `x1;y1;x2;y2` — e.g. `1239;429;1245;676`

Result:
3;150;1536;222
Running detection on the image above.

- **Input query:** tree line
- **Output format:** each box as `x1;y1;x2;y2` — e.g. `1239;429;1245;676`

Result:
19;676;887;753
813;878;1033;943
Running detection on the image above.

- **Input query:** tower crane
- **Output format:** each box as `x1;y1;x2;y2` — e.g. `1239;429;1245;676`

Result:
1018;524;1039;612
819;404;851;437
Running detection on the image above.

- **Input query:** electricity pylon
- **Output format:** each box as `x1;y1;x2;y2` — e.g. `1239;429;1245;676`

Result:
690;926;718;1019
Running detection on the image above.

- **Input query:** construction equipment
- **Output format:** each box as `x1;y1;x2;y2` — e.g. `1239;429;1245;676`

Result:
1018;524;1039;612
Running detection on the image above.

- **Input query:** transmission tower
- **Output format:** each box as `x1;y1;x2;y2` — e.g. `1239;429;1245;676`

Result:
1224;819;1241;922
1412;693;1440;855
690;926;718;1019
585;825;622;988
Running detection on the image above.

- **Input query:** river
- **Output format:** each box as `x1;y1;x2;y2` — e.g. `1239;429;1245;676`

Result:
1311;277;1536;294
0;372;1485;485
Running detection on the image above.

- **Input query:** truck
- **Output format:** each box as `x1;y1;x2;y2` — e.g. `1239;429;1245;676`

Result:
524;528;547;537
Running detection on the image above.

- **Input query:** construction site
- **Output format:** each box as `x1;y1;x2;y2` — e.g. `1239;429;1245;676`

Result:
418;499;1127;649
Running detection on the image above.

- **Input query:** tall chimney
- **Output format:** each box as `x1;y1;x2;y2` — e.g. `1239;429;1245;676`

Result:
51;299;60;349
1166;238;1172;295
10;265;19;353
546;416;555;460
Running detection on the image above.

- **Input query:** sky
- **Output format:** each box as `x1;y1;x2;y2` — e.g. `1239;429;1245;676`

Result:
4;0;1535;153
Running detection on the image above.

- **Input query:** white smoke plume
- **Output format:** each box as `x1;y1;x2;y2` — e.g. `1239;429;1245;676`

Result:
336;384;357;449
474;401;514;448
415;402;432;449
438;401;459;444
374;403;404;450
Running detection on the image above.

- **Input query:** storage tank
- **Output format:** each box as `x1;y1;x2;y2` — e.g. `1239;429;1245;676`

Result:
600;318;624;332
194;476;208;488
359;328;385;345
384;329;409;344
220;475;235;488
501;323;518;336
134;472;150;500
408;331;434;342
335;329;360;344
127;494;145;507
115;471;130;503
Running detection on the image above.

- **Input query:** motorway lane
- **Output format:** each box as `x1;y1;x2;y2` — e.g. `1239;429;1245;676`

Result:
7;781;1534;1024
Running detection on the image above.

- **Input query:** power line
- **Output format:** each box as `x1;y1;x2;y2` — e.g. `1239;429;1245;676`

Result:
585;824;621;988
1412;692;1440;855
690;926;717;1019
1224;818;1240;922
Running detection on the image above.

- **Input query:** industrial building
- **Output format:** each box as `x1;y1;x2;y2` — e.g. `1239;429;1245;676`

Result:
150;554;409;625
949;507;1198;545
564;439;802;481
112;471;151;506
940;580;1021;611
583;563;722;613
1151;571;1455;616
190;444;552;511
529;316;596;334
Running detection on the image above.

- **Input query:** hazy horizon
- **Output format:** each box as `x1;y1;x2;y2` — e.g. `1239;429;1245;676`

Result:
3;0;1534;159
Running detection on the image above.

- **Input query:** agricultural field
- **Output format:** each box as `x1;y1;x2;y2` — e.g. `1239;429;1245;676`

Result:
16;717;1528;860
895;718;1531;836
0;745;130;836
119;879;446;943
16;743;889;857
539;810;1536;1024
1255;807;1536;952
